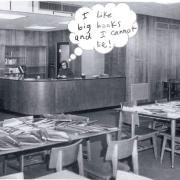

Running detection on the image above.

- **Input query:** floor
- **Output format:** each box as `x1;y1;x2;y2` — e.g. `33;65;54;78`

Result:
0;109;180;179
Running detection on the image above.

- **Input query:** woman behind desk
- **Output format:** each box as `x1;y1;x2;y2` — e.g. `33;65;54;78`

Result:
57;61;74;79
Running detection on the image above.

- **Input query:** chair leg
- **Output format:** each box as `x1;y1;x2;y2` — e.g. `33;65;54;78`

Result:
152;121;156;129
132;140;139;175
19;155;24;172
86;139;92;160
77;144;84;176
161;136;167;164
152;135;158;160
112;144;118;178
2;156;7;175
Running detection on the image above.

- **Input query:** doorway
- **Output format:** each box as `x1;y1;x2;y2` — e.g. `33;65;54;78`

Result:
57;42;69;75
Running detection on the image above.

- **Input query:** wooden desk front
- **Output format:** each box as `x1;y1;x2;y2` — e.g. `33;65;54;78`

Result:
0;77;126;115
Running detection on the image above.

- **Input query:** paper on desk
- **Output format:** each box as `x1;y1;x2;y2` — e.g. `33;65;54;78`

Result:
0;139;18;150
16;134;43;145
3;118;23;127
43;129;69;142
122;106;151;114
167;113;180;119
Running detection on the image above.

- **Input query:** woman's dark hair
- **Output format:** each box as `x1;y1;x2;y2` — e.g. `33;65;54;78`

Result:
60;61;68;68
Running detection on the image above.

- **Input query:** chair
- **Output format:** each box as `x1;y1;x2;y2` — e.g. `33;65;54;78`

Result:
160;128;180;164
49;139;84;176
116;170;153;180
0;172;24;179
119;110;158;159
35;170;90;179
130;83;155;129
151;98;169;131
84;136;139;180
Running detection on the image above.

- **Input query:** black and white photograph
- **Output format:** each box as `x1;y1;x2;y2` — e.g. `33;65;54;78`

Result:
0;0;179;179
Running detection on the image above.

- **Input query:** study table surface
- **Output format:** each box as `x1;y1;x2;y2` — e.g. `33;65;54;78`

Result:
0;126;118;157
122;101;180;168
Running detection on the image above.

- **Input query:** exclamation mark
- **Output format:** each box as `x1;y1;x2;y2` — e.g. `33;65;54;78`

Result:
109;40;111;48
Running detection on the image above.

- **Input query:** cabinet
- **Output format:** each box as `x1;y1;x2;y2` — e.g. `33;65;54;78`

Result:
3;45;47;78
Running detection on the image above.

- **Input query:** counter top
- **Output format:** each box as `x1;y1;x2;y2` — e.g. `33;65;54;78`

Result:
0;76;126;82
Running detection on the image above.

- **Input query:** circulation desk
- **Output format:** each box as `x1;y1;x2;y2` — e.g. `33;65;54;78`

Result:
0;76;126;115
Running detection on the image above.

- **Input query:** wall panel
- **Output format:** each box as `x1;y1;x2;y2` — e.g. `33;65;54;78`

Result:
0;29;48;77
125;15;180;101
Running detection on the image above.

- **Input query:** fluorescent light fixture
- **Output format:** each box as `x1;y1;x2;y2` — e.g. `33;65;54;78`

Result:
59;21;70;24
25;25;56;30
53;11;73;17
0;13;26;20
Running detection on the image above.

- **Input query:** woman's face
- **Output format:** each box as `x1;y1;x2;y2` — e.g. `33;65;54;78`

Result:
61;62;67;69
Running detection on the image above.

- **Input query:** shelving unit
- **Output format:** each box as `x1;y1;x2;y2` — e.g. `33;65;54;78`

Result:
3;45;47;78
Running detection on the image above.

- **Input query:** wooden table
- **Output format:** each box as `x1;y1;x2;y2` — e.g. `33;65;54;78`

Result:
35;170;90;179
0;128;118;156
0;125;119;175
121;101;180;168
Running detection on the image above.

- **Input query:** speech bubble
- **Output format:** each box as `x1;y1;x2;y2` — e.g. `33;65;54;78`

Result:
70;54;76;60
74;47;83;56
68;3;138;54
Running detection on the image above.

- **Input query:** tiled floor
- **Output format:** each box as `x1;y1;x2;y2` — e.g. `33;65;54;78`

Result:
0;109;180;179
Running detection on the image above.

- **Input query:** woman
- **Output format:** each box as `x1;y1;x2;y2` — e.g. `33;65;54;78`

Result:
57;61;74;78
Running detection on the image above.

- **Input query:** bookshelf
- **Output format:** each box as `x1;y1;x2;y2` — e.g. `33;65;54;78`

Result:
4;45;47;78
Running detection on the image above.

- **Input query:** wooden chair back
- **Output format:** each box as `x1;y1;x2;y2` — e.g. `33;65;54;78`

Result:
0;172;24;179
116;170;153;180
120;110;139;137
105;136;139;177
49;139;84;175
131;83;150;105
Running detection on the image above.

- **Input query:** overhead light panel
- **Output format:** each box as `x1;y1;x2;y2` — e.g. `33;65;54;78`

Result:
25;25;56;30
53;11;73;17
0;13;26;19
59;21;70;24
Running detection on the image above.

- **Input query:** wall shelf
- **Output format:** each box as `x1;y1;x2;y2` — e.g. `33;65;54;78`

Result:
3;45;47;78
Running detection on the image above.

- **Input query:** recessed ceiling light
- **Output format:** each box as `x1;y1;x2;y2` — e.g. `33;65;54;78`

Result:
0;13;26;20
25;26;56;30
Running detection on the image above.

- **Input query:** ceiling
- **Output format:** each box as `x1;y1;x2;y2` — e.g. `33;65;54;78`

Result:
1;1;180;31
0;10;72;31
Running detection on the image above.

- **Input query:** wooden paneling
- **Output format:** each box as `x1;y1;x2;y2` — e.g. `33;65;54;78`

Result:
105;47;126;76
0;30;48;46
0;77;125;115
125;15;180;101
0;29;48;77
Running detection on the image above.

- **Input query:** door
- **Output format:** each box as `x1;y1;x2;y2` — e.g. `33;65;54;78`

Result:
57;42;69;75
